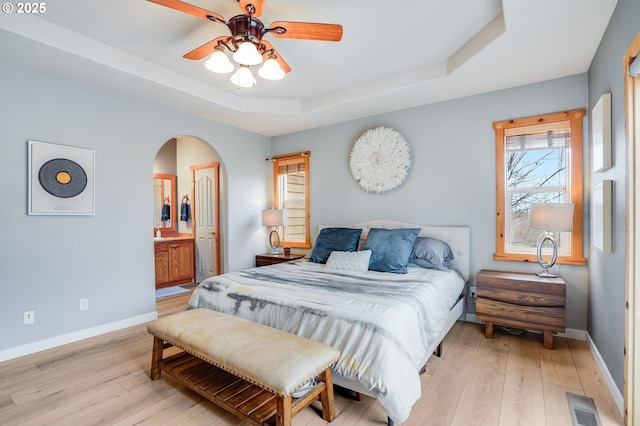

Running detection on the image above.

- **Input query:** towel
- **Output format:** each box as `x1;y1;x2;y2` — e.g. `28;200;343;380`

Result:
161;203;170;221
180;202;191;222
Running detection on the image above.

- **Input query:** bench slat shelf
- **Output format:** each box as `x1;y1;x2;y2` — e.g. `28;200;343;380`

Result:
147;308;340;426
159;351;280;425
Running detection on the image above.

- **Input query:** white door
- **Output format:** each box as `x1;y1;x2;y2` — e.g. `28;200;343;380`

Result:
193;163;220;282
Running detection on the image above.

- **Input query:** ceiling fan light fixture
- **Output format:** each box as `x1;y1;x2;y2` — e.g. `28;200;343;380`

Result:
149;0;344;89
232;41;263;66
231;65;257;88
258;56;285;80
204;48;234;73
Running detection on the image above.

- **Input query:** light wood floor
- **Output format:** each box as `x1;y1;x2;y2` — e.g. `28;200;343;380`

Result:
0;290;623;426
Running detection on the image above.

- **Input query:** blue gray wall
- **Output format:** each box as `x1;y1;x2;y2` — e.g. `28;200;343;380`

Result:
1;0;636;397
587;0;640;394
0;59;270;354
269;0;640;396
270;74;590;331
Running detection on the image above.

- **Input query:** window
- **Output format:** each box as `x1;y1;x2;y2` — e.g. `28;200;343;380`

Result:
493;109;586;265
272;151;310;248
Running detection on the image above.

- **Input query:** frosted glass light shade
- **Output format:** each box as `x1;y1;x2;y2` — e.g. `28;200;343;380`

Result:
232;41;263;66
230;65;256;88
258;57;285;80
204;49;234;73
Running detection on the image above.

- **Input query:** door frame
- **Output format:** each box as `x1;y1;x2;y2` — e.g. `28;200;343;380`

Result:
191;161;221;279
624;31;640;426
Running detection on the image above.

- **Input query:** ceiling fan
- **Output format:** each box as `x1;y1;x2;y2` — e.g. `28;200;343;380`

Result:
147;0;343;87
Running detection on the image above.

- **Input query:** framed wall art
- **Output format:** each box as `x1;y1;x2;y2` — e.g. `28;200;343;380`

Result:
28;140;95;215
592;179;612;252
592;92;612;172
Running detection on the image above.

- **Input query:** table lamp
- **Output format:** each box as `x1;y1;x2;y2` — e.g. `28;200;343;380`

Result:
528;202;575;277
262;208;284;255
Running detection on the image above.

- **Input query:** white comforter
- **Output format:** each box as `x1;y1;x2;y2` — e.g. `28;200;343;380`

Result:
186;260;465;423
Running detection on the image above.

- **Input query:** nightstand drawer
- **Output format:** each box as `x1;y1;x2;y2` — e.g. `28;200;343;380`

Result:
475;269;567;349
476;298;565;332
476;270;565;306
477;284;565;307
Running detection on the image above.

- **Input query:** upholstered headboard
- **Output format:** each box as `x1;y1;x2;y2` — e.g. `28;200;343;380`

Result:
317;220;471;281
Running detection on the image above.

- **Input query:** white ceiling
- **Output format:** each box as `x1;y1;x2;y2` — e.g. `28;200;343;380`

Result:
0;0;617;137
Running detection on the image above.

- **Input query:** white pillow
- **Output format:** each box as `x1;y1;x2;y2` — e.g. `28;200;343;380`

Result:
325;250;372;271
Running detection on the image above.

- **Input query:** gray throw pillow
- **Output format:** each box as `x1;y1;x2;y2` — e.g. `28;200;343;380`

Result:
410;237;455;271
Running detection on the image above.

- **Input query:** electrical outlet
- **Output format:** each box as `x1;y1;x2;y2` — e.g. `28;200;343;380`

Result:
469;286;477;301
79;298;89;311
24;311;34;325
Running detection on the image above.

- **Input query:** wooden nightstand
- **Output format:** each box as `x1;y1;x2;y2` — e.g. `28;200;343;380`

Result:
255;253;305;267
475;269;566;349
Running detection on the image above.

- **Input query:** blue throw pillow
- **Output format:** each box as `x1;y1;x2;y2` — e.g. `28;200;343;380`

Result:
364;228;420;274
409;237;455;271
309;227;363;264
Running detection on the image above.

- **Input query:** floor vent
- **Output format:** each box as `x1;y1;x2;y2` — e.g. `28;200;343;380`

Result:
566;392;603;426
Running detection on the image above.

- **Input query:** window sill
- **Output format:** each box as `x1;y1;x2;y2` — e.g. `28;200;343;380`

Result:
493;252;587;266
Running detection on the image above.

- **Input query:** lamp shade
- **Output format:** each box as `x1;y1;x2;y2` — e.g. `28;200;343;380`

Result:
529;202;575;232
262;208;284;227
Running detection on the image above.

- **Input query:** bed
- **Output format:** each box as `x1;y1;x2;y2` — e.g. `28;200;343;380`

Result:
186;220;470;424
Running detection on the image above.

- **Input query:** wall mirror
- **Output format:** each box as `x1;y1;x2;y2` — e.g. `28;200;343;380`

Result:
153;173;176;235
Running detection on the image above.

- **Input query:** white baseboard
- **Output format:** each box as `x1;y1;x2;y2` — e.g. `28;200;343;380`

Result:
586;332;624;416
0;311;158;362
462;316;623;416
558;328;587;341
1;312;624;419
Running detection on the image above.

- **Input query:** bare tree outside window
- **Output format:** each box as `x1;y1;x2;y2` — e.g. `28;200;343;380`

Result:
493;110;586;265
506;141;569;253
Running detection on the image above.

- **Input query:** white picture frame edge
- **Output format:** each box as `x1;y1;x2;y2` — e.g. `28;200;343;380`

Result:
592;180;612;253
592;92;612;173
28;140;96;216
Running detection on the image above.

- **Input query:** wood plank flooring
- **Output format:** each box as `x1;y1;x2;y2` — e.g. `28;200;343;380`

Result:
0;290;623;425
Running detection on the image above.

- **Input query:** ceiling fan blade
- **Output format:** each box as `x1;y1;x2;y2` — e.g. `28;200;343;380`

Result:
184;36;229;60
269;21;343;42
261;40;291;73
238;0;265;17
147;0;224;22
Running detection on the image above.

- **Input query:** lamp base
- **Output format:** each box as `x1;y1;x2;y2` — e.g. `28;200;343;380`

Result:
536;232;559;279
269;228;281;255
536;270;559;278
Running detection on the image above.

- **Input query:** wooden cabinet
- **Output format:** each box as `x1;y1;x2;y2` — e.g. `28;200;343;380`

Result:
155;238;195;289
255;253;305;267
475;269;566;349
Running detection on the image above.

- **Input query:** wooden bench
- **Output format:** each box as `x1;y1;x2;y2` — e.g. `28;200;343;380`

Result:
147;308;340;426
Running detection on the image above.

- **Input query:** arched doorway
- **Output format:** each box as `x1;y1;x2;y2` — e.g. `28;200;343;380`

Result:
153;136;225;290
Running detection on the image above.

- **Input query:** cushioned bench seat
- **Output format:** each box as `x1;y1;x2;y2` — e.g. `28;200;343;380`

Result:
147;308;340;426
